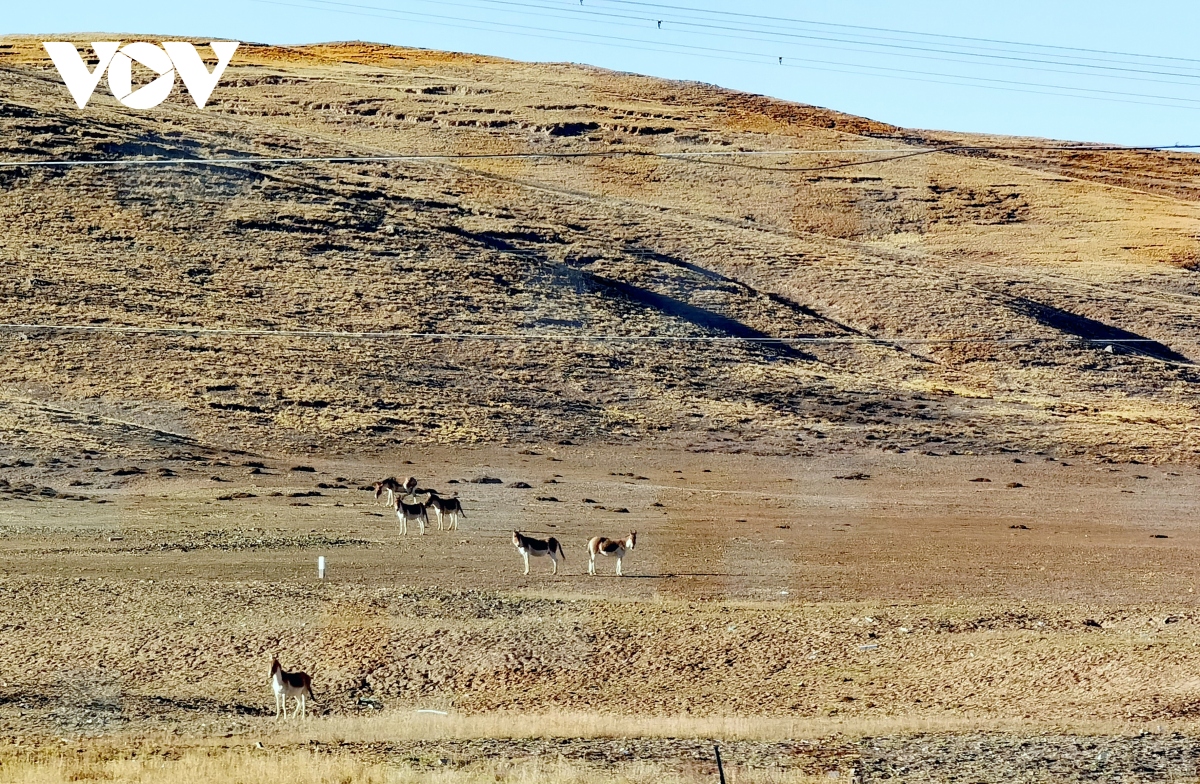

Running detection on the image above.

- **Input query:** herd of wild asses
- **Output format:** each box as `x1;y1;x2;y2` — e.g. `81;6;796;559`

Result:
370;475;638;577
266;476;640;716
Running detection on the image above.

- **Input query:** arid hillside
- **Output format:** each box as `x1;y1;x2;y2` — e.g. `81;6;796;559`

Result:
0;36;1198;464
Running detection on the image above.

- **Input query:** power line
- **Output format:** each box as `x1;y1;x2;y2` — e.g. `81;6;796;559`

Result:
591;0;1200;69
772;59;1200;109
361;0;1200;84
250;0;785;73
249;0;1200;110
278;0;1200;104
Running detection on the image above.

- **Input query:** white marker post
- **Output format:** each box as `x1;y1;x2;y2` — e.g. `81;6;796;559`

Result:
318;556;326;580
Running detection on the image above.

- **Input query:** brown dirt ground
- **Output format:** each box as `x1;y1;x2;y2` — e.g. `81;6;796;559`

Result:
1;447;1200;734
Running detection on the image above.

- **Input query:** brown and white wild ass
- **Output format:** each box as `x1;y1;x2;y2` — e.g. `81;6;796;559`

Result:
425;492;466;531
587;531;636;576
373;476;418;507
270;657;315;718
394;493;429;535
512;530;565;575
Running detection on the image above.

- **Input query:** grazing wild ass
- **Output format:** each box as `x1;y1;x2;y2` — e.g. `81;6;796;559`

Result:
270;657;315;718
373;476;417;507
512;530;565;575
588;531;637;576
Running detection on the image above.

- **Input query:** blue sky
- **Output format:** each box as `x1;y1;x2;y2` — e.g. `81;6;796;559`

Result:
6;1;1200;145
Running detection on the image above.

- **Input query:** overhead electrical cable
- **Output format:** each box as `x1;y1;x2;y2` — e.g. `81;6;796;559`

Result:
351;0;1200;83
250;0;1200;109
591;0;1200;68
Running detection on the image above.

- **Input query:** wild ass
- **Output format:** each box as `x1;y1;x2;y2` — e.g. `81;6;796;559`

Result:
425;492;466;531
270;657;315;718
373;476;417;507
512;530;565;575
394;493;429;535
587;531;637;576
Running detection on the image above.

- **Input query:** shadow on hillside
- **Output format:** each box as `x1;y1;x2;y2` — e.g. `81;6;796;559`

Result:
620;244;940;364
1010;297;1191;364
587;274;811;360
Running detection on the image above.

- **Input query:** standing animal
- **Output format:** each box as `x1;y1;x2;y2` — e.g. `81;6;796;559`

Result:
373;476;417;507
512;530;565;575
270;657;315;718
425;492;466;531
588;531;637;576
395;494;428;535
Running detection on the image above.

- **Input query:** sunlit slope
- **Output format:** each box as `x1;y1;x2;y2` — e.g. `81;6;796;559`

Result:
0;37;1197;462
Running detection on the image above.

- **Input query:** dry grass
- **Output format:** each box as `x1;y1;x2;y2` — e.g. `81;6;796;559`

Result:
0;747;833;784
4;712;1196;783
257;711;1174;745
1;709;1194;783
0;749;386;784
1;36;1199;464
